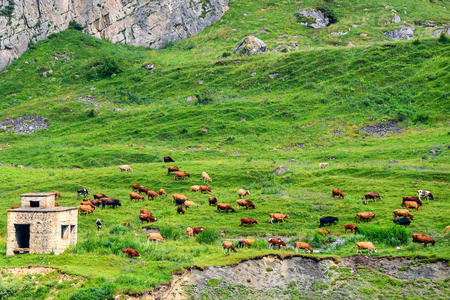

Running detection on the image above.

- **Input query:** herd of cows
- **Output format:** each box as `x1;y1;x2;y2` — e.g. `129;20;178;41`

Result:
23;156;446;258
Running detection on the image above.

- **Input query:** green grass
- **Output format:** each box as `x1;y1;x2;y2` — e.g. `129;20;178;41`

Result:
0;0;449;298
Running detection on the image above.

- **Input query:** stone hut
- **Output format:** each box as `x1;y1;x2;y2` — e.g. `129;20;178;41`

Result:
6;193;78;255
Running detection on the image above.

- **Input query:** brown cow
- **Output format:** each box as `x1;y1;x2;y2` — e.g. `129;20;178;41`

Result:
11;205;19;209
52;191;61;199
164;156;175;163
238;189;250;199
317;228;332;235
122;222;131;227
363;192;382;205
236;199;256;210
122;248;140;258
147;190;159;200
332;189;345;199
167;166;180;175
78;205;94;216
217;203;235;213
269;213;290;223
137;186;149;195
344;224;358;234
240;217;258;227
268;238;287;249
89;199;102;207
356;242;377;255
147;233;166;243
200;186;213;194
172;193;188;203
222;241;237;254
184;201;199;208
192;227;204;235
412;234;435;247
357;212;375;223
296;242;313;254
93;193;108;200
130;192;145;201
140;209;152;215
402;196;423;207
209;197;218;206
131;184;140;192
393;209;414;220
139;213;157;223
237;239;255;248
159;189;168;197
174;171;190;180
54;202;59;207
403;201;419;211
177;206;185;214
80;201;95;209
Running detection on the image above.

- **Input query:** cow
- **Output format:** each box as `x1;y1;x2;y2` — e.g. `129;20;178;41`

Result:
363;192;382;205
175;199;186;206
319;162;330;169
268;238;287;250
122;222;131;227
119;165;133;172
172;193;188;203
54;202;59;207
177;206;185;214
139;213;157;223
159;189;168;197
393;218;411;227
356;242;377;255
240;217;258;227
237;239;255;248
190;185;201;192
174;171;190;180
167;166;180;175
11;205;19;209
93;193;107;200
393;209;414;220
137;186;149;195
131;184;140;192
344;224;358;234
130;192;145;201
412;234;435;247
164;156;175;163
52;191;61;199
217;203;235;213
89;199;102;207
192;227;204;235
96;219;102;231
402;196;423;207
222;241;237;254
357;212;375;223
202;172;212;183
209;197;218;206
417;190;434;201
184;201;199;208
317;228;332;235
78;205;94;216
122;248;140;258
269;213;290;223
77;189;89;198
140;209;152;215
319;216;339;227
101;198;121;209
332;189;345;199
146;190;159;200
446;226;450;233
403;201;419;211
147;233;166;243
80;201;95;209
238;189;250;199
236;199;256;210
296;242;313;254
200;186;213;194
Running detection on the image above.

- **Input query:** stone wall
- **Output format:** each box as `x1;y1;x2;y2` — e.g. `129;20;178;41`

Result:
0;0;229;69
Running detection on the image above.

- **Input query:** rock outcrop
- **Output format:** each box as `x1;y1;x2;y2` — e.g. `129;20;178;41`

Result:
234;36;267;56
384;25;415;40
0;0;229;69
296;9;329;29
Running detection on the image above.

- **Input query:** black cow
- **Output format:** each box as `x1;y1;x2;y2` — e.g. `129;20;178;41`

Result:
209;197;217;206
164;156;175;163
101;198;121;209
175;198;186;206
96;219;102;231
393;218;411;227
319;216;339;228
77;189;89;198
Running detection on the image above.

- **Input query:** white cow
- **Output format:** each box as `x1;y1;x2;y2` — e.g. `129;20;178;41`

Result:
417;190;434;201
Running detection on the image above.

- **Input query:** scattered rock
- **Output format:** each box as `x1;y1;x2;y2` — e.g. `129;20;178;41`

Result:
250;72;257;77
384;25;415;40
430;149;436;155
243;13;248;17
233;151;241;155
187;96;194;101
283;147;291;151
418;22;435;28
234;36;267;56
187;147;200;151
384;165;392;168
348;42;354;47
274;166;289;175
43;72;48;77
24;61;29;65
143;64;154;70
351;24;361;27
392;14;401;23
90;86;96;90
295;144;304;149
296;9;330;28
331;31;347;36
360;33;368;37
360;121;401;136
290;159;296;163
199;80;204;84
15;69;21;72
253;29;270;35
269;73;278;79
432;27;450;37
332;130;344;134
76;97;103;106
271;44;294;53
240;117;246;121
113;108;123;112
0;115;48;134
389;160;400;163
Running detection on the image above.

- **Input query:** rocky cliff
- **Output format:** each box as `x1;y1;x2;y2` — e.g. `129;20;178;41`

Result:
0;0;229;69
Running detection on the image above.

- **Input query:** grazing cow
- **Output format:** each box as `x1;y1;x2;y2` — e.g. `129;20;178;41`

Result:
268;238;287;250
200;186;213;194
202;172;212;183
159;189;167;197
445;226;449;233
131;184;140;192
222;241;237;254
167;166;180;175
363;192;382;205
412;234;435;247
122;222;131;227
192;227;204;235
417;190;434;201
164;156;175;163
217;203;235;213
184;200;199;208
356;242;377;255
93;193;107;200
403;201;419;211
96;219;102;231
172;193;188;203
119;165;133;172
137;186;149;195
317;228;332;235
140;209;152;215
147;190;159;200
240;217;258;227
11;205;19;209
344;224;358;234
332;189;345;199
186;227;194;237
237;239;255;248
319;162;330;169
147;233;166;243
296;242;313;254
393;218;411;227
101;198;121;209
89;199;102;207
122;248;140;258
236;199;256;210
52;191;61;199
80;201;95;209
174;171;190;180
393;209;414;220
190;185;201;192
77;189;89;198
177;206;185;214
269;213;290;223
54;202;59;207
175;199;186;206
139;213;157;223
238;189;250;199
357;212;375;223
78;205;94;216
402;196;423;207
209;197;218;206
130;192;145;202
319;216;339;228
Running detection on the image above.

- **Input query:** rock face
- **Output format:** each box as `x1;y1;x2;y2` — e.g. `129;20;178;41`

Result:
234;36;267;56
0;0;229;69
0;115;48;134
384;25;415;40
296;9;329;29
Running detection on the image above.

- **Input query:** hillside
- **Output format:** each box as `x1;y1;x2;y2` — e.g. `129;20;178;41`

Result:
0;0;449;299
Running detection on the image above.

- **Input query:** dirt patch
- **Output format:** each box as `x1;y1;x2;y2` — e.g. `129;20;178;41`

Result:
75;96;104;106
3;266;56;276
360;121;401;136
0;115;47;134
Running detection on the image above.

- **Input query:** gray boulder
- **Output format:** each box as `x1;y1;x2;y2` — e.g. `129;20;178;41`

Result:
234;36;267;56
274;166;289;175
392;14;401;23
296;9;329;29
384;25;415;40
432;27;450;37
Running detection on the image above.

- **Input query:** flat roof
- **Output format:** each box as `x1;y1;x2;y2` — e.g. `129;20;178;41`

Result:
7;207;78;212
21;193;56;197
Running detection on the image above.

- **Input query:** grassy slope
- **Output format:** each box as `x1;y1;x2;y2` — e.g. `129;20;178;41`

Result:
0;0;449;298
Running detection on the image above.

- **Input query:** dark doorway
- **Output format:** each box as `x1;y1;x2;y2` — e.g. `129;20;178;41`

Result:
30;201;39;207
14;224;30;248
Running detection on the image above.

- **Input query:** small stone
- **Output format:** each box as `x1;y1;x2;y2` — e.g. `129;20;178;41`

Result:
389;160;399;163
91;86;96;90
15;69;21;72
187;96;194;101
43;72;47;77
360;33;368;37
348;42;355;47
199;80;204;84
143;64;154;70
430;149;436;155
290;159;296;163
384;165;392;168
24;61;29;65
148;70;155;74
392;14;401;23
75;74;80;77
243;13;248;17
274;166;289;175
240;117;246;120
351;24;361;27
2;70;8;73
250;72;257;77
49;70;53;74
269;73;278;79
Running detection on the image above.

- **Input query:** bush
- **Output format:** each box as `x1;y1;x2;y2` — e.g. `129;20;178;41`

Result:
195;89;214;105
69;282;114;300
438;33;448;44
0;281;19;300
87;57;122;80
195;228;219;244
68;20;84;31
356;224;409;246
160;226;181;240
317;6;338;24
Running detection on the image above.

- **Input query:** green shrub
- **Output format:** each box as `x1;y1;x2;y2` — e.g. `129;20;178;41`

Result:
317;6;338;24
357;225;409;246
0;281;19;300
69;282;114;300
160;226;181;240
195;228;219;244
86;57;122;80
195;89;214;105
438;33;448;44
68;20;84;31
109;225;129;235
